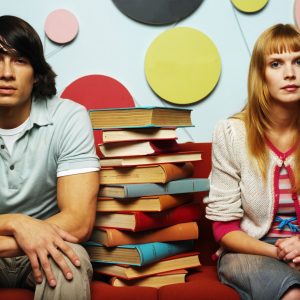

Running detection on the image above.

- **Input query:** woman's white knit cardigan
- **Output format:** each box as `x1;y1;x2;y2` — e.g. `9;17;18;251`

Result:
204;118;295;239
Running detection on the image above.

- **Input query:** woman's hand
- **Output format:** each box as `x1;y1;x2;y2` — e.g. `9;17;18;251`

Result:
275;236;300;262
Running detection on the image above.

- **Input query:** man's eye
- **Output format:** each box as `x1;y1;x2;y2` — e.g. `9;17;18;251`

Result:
15;57;28;64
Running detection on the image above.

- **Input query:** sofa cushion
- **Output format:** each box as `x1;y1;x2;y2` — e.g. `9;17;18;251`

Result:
0;288;34;300
91;280;158;300
158;266;239;300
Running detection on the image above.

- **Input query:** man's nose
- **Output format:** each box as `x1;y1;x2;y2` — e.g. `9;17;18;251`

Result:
0;58;15;79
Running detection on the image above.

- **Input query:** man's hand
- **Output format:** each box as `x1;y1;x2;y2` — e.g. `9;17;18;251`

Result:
10;214;81;287
275;236;300;263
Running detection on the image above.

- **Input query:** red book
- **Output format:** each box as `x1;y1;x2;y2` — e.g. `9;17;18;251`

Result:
94;202;201;231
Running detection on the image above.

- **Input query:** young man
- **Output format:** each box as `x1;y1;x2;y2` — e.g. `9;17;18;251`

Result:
0;15;100;299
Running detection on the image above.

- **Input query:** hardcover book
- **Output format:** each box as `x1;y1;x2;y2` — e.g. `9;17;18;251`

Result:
98;139;179;158
99;162;194;185
90;222;199;247
99;151;202;167
94;202;201;231
99;127;177;143
95;194;193;212
93;252;201;279
110;270;187;288
98;178;209;198
89;106;193;129
85;240;194;266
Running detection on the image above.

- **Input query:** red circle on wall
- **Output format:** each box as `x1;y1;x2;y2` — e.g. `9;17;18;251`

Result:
61;74;135;110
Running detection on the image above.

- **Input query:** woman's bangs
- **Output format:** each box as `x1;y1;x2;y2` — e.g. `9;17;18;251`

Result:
265;34;300;55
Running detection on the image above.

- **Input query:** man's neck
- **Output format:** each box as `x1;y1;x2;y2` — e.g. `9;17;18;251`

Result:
0;101;32;129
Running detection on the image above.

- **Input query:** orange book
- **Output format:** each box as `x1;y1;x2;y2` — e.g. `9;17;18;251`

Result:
96;194;193;212
99;162;194;184
93;252;200;280
90;222;199;247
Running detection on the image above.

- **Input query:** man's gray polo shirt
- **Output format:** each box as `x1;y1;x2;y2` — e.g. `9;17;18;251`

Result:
0;97;100;220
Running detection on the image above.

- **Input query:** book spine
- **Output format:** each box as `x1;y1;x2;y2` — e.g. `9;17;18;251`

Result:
136;240;195;266
98;222;198;246
115;178;209;198
134;203;201;231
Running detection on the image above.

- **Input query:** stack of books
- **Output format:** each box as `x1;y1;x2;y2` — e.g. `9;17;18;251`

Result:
84;106;209;288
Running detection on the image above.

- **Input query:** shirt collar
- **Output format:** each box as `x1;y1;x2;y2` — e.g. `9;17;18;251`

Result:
27;98;53;130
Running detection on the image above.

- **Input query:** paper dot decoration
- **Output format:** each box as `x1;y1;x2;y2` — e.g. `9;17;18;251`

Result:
231;0;268;13
295;0;300;28
61;74;135;110
112;0;203;25
45;9;79;44
145;27;221;105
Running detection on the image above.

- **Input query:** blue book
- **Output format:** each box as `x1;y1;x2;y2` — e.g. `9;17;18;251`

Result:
99;178;209;198
84;240;195;266
88;106;193;129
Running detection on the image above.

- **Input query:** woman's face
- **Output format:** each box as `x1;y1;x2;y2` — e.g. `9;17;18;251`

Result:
265;51;300;104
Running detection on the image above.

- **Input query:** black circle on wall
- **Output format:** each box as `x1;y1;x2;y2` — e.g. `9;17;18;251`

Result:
112;0;203;25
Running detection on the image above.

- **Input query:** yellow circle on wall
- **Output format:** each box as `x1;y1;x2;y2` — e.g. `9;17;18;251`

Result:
231;0;268;13
145;27;221;105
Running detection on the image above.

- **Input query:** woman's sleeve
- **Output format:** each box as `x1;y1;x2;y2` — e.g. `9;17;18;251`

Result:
204;120;244;222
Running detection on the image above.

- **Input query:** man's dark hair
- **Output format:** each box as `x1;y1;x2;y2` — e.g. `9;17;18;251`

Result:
0;15;56;99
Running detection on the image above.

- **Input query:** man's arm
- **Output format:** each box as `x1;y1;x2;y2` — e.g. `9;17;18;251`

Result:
47;171;99;241
1;171;98;287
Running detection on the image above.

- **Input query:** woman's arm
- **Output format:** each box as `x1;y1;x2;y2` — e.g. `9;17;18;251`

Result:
221;231;278;258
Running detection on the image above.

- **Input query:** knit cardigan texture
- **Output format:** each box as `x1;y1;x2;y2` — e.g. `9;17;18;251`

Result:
204;118;296;239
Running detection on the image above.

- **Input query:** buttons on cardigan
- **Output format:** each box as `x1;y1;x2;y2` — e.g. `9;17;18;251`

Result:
0;145;4;149
10;165;14;170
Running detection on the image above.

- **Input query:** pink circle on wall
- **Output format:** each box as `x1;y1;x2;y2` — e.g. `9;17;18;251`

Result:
61;75;135;149
295;0;300;28
44;9;79;44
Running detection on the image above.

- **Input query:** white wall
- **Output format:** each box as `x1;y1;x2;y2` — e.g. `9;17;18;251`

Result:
1;0;295;141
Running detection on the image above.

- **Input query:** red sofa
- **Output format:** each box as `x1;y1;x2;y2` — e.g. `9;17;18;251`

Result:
0;143;239;299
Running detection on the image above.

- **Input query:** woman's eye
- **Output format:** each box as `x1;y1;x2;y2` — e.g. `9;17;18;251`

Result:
296;59;300;65
271;61;280;68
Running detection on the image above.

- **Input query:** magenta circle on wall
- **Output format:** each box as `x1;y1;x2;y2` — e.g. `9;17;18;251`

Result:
44;9;79;44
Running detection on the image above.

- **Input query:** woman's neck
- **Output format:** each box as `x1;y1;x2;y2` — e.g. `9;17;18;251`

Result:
265;101;300;152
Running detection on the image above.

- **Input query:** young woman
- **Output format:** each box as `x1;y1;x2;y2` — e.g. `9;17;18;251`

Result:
204;24;300;300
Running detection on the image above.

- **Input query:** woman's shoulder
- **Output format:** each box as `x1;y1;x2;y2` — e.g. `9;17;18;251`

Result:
214;118;246;138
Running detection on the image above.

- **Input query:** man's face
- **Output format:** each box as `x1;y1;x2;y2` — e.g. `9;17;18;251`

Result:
0;49;35;109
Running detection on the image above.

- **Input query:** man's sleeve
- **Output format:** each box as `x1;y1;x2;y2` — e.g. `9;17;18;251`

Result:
56;104;100;173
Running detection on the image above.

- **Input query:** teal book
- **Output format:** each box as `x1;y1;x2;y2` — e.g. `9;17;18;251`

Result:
99;178;209;198
88;106;193;129
84;240;194;266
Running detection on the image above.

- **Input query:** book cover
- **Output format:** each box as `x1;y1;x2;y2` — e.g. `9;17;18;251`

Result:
90;222;198;246
94;202;201;231
95;194;193;212
99;127;177;143
99;150;201;167
84;240;194;266
98;139;180;158
110;270;187;288
98;178;209;198
99;162;194;185
89;106;193;129
92;252;201;279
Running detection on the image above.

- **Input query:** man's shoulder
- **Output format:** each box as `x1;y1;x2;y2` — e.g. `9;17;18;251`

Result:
44;97;88;124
